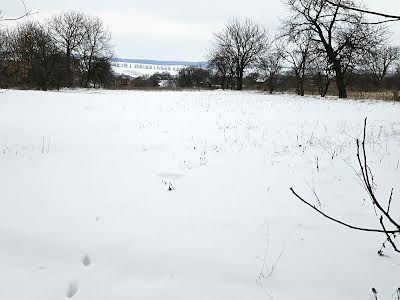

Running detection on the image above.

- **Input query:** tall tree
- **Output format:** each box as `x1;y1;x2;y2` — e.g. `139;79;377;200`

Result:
211;18;268;90
49;11;85;87
79;15;112;88
284;0;382;98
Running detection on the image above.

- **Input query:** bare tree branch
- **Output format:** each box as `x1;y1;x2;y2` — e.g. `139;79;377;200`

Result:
291;118;400;254
290;188;398;234
326;0;400;21
0;0;37;22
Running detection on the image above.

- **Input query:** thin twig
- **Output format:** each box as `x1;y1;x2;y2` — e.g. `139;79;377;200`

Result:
380;216;400;253
387;188;394;214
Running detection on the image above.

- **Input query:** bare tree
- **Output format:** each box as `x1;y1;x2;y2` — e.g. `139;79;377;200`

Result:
6;21;60;90
0;1;35;88
177;66;210;89
0;10;114;90
310;54;333;97
208;49;235;90
211;18;268;90
280;31;313;96
49;11;86;87
284;0;383;98
9;22;39;88
79;15;112;88
257;49;283;94
364;46;399;86
32;24;62;91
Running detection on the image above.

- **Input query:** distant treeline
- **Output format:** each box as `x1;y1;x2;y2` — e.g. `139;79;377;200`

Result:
0;11;113;90
204;1;400;100
2;0;400;101
117;0;400;100
117;63;400;100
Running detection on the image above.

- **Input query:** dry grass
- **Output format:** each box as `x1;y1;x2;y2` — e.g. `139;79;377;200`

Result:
347;90;400;102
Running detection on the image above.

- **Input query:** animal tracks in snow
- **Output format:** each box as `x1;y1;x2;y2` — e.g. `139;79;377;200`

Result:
81;254;91;267
66;281;78;298
64;254;93;298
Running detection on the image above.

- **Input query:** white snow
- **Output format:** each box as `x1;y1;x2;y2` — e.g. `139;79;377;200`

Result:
0;89;399;300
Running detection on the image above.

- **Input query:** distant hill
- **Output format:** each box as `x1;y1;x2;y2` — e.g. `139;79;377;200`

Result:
113;58;208;67
112;58;208;78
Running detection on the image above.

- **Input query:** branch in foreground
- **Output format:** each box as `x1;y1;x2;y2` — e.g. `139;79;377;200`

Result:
290;188;399;234
326;0;400;21
291;118;399;254
0;0;37;22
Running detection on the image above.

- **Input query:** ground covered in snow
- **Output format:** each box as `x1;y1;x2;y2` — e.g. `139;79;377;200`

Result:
0;90;399;300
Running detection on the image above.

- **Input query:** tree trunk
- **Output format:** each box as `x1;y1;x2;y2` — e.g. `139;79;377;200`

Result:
299;68;305;96
221;75;226;90
66;47;72;88
299;79;305;96
296;83;301;96
335;73;347;98
296;76;305;96
85;56;93;88
333;61;347;98
322;80;330;97
269;87;274;94
236;73;243;90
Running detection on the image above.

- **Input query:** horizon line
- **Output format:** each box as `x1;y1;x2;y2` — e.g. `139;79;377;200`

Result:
112;57;208;66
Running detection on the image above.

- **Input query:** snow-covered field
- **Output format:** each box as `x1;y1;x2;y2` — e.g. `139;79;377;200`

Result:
0;90;399;300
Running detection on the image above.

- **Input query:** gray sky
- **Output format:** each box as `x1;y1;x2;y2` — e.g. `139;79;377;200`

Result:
3;0;400;61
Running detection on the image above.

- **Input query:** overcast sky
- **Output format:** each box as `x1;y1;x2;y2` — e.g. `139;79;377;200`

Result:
3;0;400;61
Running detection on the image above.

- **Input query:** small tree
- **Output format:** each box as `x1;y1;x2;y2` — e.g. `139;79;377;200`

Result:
257;50;283;94
208;50;235;90
364;46;399;87
309;54;333;97
177;66;210;89
280;31;313;96
91;57;114;88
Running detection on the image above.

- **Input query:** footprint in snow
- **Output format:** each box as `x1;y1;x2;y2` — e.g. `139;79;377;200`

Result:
66;282;78;298
82;254;91;266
